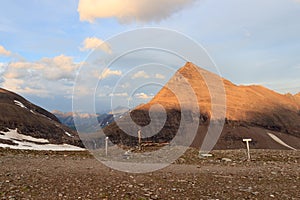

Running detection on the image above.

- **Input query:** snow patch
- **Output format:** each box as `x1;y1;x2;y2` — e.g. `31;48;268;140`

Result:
64;131;73;137
13;100;50;119
0;129;49;143
42;115;53;121
0;129;84;151
14;100;27;109
0;142;85;151
267;132;297;150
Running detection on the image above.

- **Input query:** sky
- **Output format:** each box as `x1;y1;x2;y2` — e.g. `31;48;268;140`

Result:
1;0;300;112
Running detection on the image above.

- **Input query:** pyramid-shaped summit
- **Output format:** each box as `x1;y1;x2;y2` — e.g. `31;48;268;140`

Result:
143;62;224;114
104;62;300;150
144;62;299;123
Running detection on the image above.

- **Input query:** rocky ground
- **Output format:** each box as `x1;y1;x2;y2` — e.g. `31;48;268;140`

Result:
0;148;299;200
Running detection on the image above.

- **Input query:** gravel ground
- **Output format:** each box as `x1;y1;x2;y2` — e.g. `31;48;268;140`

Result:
0;148;299;200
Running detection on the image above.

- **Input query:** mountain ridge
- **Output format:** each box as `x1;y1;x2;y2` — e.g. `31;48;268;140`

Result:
103;62;300;150
0;88;83;148
146;62;300;135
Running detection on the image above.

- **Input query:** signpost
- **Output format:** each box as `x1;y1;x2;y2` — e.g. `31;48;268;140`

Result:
105;137;109;156
138;129;142;150
243;139;252;161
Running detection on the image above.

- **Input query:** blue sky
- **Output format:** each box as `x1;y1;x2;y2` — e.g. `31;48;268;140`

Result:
1;0;300;112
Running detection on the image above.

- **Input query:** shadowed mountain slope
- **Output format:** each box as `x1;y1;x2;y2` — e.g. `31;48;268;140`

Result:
103;63;300;150
0;88;82;147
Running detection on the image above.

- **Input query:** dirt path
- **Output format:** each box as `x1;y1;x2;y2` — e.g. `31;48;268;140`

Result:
0;148;299;199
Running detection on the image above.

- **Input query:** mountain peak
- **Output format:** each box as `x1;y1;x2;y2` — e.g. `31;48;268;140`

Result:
177;62;203;76
177;62;216;78
179;61;196;70
104;62;300;150
143;62;230;114
142;62;300;131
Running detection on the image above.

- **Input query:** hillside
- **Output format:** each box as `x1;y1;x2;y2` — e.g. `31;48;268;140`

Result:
0;88;83;150
103;62;300;150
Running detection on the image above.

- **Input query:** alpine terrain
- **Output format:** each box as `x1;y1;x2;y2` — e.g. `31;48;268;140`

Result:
0;88;83;150
103;62;300;150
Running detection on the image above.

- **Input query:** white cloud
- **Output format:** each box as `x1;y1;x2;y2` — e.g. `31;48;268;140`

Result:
99;68;122;79
155;73;165;79
0;45;11;56
77;0;197;23
6;55;80;81
0;63;7;75
80;37;112;54
132;71;150;79
73;85;94;97
1;78;24;92
3;69;27;79
9;62;44;69
109;92;128;97
120;82;130;89
39;55;80;80
134;92;154;99
1;77;50;97
0;55;80;97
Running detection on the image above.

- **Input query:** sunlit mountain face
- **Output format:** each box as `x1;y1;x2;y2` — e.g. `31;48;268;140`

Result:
103;63;300;150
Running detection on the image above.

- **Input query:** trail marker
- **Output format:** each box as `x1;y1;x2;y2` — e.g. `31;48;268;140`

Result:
243;139;252;161
138;129;142;150
105;137;109;156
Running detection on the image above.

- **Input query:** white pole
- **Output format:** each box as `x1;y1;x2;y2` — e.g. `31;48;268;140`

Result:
246;141;250;160
138;129;141;150
243;139;252;161
105;137;109;156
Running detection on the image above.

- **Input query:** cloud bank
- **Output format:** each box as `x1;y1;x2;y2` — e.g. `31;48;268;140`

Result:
80;37;112;53
134;92;154;99
78;0;197;23
132;71;150;79
155;73;165;79
1;55;80;97
99;68;122;79
0;45;11;56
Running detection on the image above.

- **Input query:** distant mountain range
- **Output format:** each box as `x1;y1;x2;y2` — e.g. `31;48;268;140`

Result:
52;106;130;131
1;62;300;151
103;62;300;150
0;88;83;150
52;111;114;132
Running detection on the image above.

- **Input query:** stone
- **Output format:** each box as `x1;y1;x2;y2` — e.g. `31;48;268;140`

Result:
222;158;232;162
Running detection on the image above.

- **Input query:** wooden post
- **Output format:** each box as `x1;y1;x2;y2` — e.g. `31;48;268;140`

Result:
243;139;252;161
